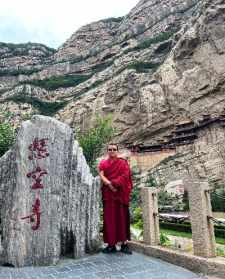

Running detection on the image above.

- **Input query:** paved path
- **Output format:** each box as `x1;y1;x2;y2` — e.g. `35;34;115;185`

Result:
0;252;206;279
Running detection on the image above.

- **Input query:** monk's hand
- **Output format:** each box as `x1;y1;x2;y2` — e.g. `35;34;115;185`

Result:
108;182;117;192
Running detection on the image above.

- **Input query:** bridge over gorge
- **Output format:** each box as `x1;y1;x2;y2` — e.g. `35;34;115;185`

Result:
0;116;224;278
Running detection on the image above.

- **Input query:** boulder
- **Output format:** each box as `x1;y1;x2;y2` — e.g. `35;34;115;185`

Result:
0;115;100;267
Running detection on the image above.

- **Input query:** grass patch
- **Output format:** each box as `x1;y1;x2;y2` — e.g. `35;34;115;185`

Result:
127;61;160;73
20;61;113;91
0;42;55;55
115;61;160;75
0;67;41;77
124;31;175;54
160;228;192;239
3;95;68;116
160;228;225;245
102;17;124;23
216;237;225;245
21;74;92;90
91;60;114;73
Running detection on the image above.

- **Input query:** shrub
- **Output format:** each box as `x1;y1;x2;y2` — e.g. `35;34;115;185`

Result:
4;95;68;116
0;68;40;77
216;247;225;257
102;17;124;23
21;74;92;90
160;232;171;246
211;188;225;212
124;31;175;54
145;175;158;187
215;228;225;239
77;115;116;174
127;61;160;73
0;122;15;157
91;60;114;73
132;207;143;230
130;183;141;220
115;61;160;75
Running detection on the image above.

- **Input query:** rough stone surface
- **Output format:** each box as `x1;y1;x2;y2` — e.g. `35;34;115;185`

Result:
0;252;206;279
141;187;160;246
148;122;225;188
0;115;100;267
130;241;225;279
185;180;216;258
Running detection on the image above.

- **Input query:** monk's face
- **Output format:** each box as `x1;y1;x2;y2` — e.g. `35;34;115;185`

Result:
107;145;118;159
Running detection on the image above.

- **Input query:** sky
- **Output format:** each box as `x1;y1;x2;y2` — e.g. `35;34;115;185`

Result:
0;0;139;49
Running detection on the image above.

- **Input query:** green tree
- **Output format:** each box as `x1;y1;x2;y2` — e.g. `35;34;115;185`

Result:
160;232;171;246
182;190;189;211
145;174;158;187
0;122;15;157
129;166;143;222
77;115;115;174
132;207;143;230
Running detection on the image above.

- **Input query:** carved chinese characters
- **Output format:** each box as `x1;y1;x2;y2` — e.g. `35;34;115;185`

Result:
21;138;49;230
21;198;41;231
27;167;48;190
28;138;49;160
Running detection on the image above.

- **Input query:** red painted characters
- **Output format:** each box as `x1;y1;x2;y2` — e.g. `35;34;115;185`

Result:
26;166;48;190
21;137;49;231
21;198;41;231
28;138;49;160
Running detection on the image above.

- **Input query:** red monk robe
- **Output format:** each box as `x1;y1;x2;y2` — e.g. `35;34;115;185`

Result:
99;157;132;246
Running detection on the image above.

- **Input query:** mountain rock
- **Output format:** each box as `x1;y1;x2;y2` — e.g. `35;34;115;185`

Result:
0;0;225;181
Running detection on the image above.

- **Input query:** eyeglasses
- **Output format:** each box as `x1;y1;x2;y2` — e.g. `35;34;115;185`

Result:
108;148;118;152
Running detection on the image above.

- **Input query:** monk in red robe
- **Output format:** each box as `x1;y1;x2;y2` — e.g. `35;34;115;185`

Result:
98;143;133;254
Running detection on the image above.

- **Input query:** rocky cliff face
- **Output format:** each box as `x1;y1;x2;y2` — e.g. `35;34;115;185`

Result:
0;0;198;139
0;0;224;148
148;120;225;188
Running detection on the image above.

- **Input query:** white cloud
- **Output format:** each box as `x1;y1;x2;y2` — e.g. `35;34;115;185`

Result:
0;0;139;48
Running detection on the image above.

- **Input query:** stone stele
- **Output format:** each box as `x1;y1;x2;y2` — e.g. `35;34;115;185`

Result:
0;115;100;267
